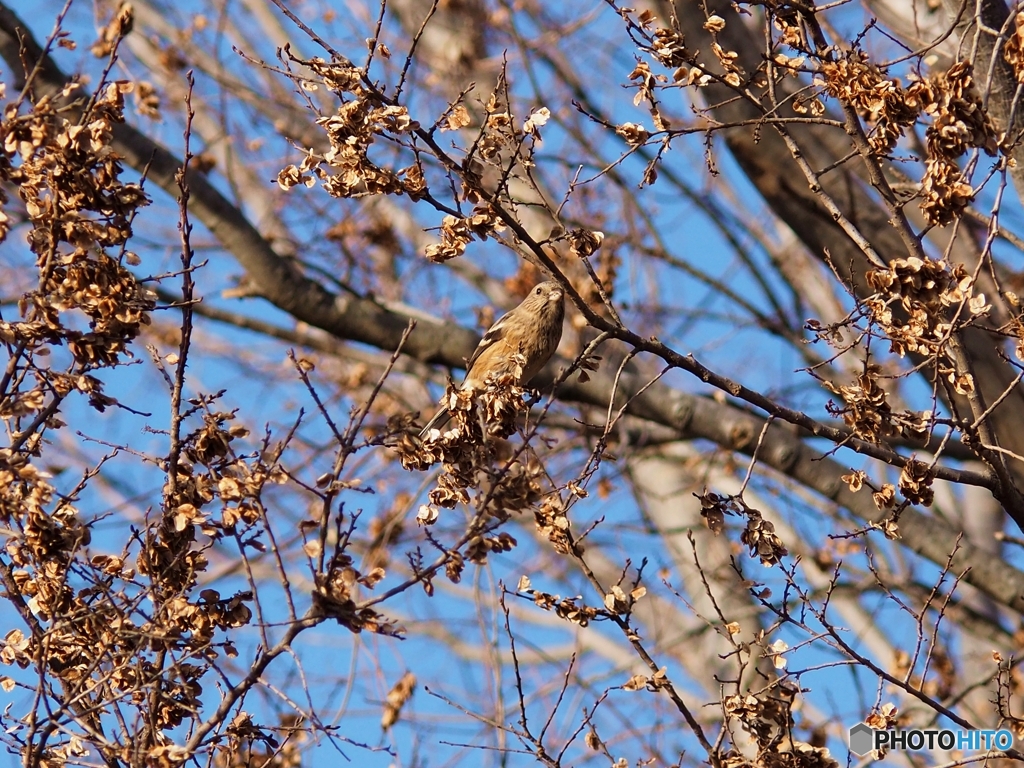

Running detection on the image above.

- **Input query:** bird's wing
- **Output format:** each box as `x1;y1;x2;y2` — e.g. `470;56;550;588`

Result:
464;309;512;376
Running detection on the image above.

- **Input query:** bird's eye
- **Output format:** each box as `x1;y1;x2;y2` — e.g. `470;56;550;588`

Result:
535;287;542;294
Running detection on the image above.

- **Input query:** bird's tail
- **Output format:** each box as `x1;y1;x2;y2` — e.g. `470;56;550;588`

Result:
418;404;452;437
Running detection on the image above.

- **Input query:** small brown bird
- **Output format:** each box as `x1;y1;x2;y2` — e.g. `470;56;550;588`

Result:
420;281;565;437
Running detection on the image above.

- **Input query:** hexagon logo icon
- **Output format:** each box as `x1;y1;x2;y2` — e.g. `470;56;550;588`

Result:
849;722;875;756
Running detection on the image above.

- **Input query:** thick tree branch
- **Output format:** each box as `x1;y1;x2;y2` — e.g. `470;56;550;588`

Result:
665;0;1024;481
0;2;478;370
